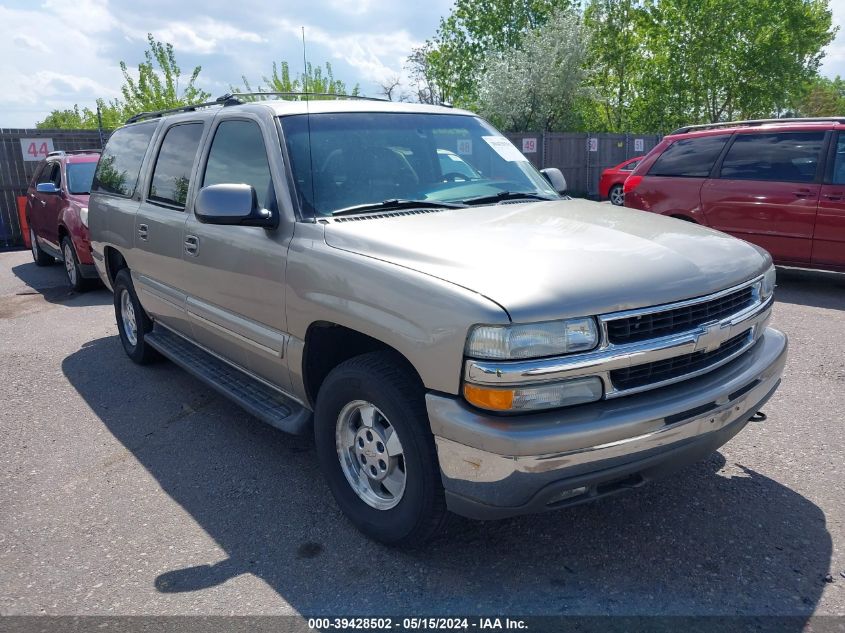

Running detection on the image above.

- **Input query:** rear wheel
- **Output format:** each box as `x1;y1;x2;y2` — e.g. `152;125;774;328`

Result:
609;184;624;206
314;351;448;546
113;268;158;364
30;228;53;266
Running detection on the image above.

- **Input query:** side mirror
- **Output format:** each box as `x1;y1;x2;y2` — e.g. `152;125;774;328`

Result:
540;168;567;194
195;184;276;228
36;182;60;195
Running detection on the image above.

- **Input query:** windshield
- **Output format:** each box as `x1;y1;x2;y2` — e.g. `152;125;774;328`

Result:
279;113;558;217
67;162;97;194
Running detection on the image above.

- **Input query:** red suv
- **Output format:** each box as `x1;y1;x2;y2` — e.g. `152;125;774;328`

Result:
26;150;101;290
624;118;845;273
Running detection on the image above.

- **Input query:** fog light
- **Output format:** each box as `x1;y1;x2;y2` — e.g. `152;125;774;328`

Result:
463;376;603;412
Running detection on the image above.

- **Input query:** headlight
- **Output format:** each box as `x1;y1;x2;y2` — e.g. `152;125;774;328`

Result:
464;377;604;412
466;317;598;360
760;265;776;301
80;207;89;228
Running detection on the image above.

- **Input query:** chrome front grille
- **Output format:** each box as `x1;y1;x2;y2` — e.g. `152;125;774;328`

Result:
606;286;755;345
609;331;752;391
464;275;772;401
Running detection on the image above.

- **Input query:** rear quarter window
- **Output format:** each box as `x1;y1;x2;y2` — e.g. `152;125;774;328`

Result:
719;132;825;183
648;135;729;178
92;122;157;197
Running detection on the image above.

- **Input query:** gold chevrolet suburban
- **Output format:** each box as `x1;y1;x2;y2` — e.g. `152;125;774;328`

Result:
88;95;787;546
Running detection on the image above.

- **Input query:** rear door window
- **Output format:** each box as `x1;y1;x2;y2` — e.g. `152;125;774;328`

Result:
649;135;729;178
719;132;825;183
92;122;157;197
148;123;204;208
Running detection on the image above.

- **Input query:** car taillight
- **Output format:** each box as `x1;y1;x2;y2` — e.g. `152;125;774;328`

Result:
623;175;643;194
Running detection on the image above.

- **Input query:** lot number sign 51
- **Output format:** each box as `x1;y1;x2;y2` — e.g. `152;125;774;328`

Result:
20;138;54;161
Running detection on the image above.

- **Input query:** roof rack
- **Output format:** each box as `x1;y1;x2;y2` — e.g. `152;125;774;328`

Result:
125;99;226;124
46;149;102;157
671;117;845;135
217;91;389;105
124;92;390;124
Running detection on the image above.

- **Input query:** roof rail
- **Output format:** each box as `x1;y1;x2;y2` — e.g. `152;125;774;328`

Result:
217;91;389;105
671;117;845;135
125;99;225;124
46;149;102;157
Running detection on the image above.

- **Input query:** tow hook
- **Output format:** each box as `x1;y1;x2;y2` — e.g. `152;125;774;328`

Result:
749;411;767;422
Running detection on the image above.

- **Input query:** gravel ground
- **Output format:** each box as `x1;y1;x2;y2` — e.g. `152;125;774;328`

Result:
0;248;843;618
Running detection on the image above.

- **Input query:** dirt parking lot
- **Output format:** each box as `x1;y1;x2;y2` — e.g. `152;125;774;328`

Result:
1;248;843;618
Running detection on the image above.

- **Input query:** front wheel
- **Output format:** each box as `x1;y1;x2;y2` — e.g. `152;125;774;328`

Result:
314;351;448;546
113;268;159;364
61;237;88;292
609;183;624;206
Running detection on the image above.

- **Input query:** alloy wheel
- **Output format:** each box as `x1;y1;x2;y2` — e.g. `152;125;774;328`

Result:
335;400;407;510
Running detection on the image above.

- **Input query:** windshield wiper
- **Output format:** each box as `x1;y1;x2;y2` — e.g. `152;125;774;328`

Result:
460;191;557;206
331;199;466;217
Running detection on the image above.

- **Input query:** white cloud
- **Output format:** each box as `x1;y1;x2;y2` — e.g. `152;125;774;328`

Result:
276;19;420;84
0;0;450;126
148;19;265;55
822;0;845;78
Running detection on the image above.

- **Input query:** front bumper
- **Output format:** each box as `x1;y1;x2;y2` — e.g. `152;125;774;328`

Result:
427;327;787;520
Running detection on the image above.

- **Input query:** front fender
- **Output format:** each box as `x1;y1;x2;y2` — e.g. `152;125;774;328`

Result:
285;223;509;399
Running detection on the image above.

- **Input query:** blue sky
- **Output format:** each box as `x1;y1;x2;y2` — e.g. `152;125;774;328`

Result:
2;0;845;128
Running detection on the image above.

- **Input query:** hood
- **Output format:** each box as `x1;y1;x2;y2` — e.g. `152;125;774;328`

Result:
323;199;771;322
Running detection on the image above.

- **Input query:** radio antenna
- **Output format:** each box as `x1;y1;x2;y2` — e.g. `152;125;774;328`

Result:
302;26;317;219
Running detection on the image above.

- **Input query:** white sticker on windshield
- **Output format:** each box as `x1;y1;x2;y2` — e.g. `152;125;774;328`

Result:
482;135;528;162
457;139;472;155
447;153;463;162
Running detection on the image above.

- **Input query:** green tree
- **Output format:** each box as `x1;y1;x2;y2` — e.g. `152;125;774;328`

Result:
235;61;359;99
477;8;590;131
583;0;645;132
119;34;210;115
37;34;209;129
792;75;845;116
421;0;574;108
634;0;835;131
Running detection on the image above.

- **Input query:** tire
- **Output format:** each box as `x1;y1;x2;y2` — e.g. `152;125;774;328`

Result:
314;351;448;546
609;184;624;206
61;237;88;292
113;268;159;364
30;228;54;266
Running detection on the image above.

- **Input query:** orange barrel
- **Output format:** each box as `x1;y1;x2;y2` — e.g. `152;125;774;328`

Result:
17;196;30;248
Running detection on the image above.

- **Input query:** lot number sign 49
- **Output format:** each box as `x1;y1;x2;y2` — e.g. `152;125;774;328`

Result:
20;138;54;161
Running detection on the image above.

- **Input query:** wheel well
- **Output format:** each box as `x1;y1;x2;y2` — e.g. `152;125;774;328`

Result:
104;247;128;286
303;323;421;406
57;225;69;243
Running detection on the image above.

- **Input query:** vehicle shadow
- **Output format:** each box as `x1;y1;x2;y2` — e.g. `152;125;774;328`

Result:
774;267;845;311
8;262;110;309
62;336;832;619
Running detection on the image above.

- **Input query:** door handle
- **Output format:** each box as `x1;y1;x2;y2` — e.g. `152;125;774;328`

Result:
824;192;844;201
184;235;199;256
792;189;813;198
137;224;148;240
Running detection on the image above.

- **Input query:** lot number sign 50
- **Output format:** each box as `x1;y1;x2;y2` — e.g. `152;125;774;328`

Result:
20;138;54;162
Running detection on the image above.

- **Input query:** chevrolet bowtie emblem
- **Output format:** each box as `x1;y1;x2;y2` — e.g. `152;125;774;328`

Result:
695;322;729;353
